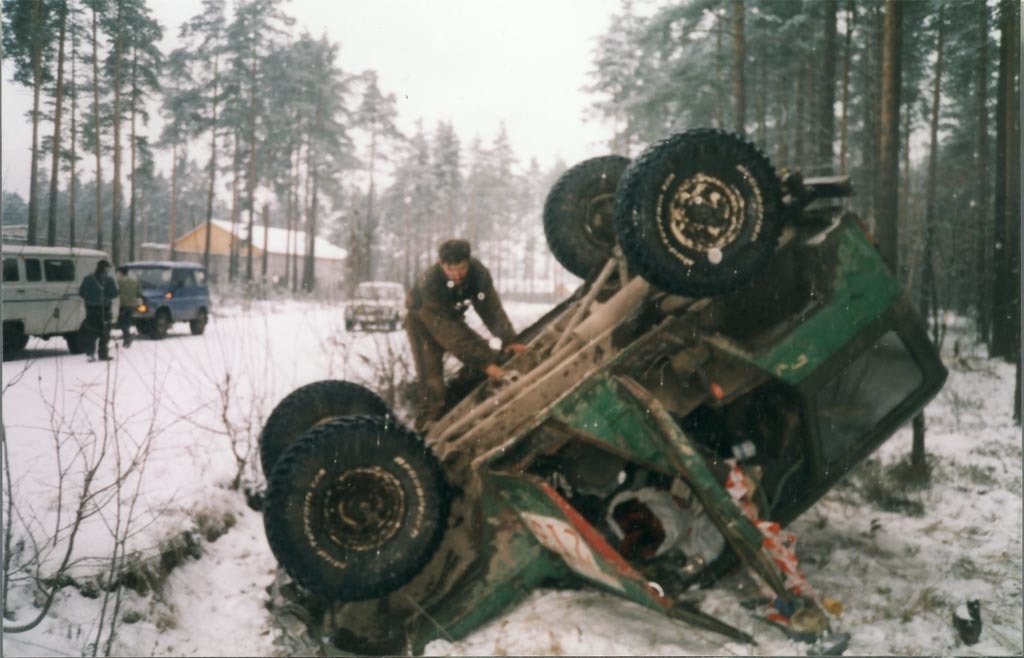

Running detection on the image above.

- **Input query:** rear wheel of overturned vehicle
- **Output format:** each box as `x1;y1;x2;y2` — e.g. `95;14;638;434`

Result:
149;309;171;339
613;129;784;297
189;309;208;335
543;155;631;279
259;379;391;477
263;416;449;601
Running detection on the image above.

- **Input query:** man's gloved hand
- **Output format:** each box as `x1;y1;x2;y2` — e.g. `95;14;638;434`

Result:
484;363;507;380
503;342;527;356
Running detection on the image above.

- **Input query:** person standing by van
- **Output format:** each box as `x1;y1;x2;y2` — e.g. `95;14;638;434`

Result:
115;266;141;347
79;260;118;361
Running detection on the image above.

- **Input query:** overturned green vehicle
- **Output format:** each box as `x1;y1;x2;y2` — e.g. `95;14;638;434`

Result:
258;130;947;654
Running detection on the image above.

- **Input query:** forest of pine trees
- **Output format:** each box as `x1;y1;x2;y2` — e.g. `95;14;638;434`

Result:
2;0;1020;369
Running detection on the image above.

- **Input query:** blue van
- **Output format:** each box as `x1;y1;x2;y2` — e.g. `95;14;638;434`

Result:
124;261;210;339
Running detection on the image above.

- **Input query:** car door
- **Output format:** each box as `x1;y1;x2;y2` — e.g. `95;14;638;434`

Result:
43;257;81;334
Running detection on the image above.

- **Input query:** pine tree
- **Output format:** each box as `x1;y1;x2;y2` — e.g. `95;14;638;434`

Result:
2;0;55;245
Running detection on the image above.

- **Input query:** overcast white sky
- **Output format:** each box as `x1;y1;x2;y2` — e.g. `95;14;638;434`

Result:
1;0;622;199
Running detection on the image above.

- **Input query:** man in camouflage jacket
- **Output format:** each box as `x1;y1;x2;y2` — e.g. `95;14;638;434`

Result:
406;239;526;430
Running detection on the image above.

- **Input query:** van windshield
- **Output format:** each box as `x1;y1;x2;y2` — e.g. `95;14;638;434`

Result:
354;284;404;301
130;267;173;288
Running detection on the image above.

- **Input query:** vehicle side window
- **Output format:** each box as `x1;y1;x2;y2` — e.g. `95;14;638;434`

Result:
3;258;19;282
25;259;42;282
44;259;75;282
815;331;924;463
194;270;206;285
172;270;196;287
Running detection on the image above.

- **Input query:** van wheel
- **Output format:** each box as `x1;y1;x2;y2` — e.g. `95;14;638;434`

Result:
613;130;784;297
190;309;208;335
64;328;88;354
149;309;171;339
259;380;392;476
264;416;448;601
3;323;27;360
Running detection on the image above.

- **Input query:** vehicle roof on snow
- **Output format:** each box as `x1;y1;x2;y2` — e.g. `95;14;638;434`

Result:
1;244;110;258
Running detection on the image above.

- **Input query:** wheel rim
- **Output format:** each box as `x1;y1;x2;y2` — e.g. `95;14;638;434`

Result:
663;170;757;264
323;467;406;551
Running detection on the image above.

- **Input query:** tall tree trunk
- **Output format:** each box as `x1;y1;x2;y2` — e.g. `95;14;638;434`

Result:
47;1;69;246
128;48;137;261
912;6;945;479
987;0;1019;360
991;0;1020;361
975;1;992;344
92;3;103;250
229;131;241;281
731;0;746;136
69;11;78;248
875;0;902;272
757;43;766;147
110;0;123;264
261;203;269;279
203;57;219;273
839;0;853;175
817;0;838;172
794;65;805;163
27;0;45;246
245;52;257;283
303;99;322;292
365;127;377;282
714;14;724;130
169;143;178;261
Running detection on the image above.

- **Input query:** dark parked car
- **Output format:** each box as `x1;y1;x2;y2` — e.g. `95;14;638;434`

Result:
124;261;210;339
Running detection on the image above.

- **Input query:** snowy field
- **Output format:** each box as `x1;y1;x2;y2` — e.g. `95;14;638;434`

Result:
2;299;1021;656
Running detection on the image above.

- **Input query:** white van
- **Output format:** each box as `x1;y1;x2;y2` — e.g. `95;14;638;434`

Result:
2;244;116;359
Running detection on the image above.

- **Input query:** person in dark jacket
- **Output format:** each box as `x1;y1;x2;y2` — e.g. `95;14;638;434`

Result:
79;259;119;361
406;239;526;431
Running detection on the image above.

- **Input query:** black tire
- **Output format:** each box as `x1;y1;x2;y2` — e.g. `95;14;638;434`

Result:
64;328;87;354
613;129;784;297
259;380;391;476
345;320;354;332
543;155;631;278
149;309;171;339
263;416;448;601
190;309;208;335
3;323;27;360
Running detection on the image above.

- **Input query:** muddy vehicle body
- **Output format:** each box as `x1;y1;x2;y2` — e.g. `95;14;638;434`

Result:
258;130;947;654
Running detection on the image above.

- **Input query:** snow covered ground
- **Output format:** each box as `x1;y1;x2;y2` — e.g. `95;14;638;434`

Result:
2;299;1021;656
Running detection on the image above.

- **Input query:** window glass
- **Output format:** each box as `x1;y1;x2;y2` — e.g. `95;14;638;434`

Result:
815;331;924;463
25;259;42;282
130;267;172;288
194;270;206;285
44;259;75;282
172;269;196;287
3;258;19;282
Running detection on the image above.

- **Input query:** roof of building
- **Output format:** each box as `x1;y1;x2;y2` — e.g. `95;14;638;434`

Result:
1;244;111;258
205;220;347;261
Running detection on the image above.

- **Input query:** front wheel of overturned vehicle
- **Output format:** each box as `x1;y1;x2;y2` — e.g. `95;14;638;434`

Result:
263;416;449;601
613;129;784;297
259;379;391;477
